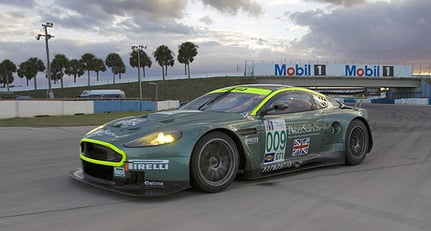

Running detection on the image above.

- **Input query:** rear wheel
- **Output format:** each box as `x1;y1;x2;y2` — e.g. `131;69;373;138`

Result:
345;120;369;165
191;132;239;193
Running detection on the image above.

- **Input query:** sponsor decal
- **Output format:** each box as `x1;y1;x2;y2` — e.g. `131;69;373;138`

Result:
264;153;274;163
382;66;394;76
113;167;125;177
122;118;146;127
93;129;119;138
261;160;303;173
241;112;253;120
314;64;326;76
245;136;259;145
292;138;310;156
144;181;165;187
313;95;328;108
264;120;287;164
345;65;386;77
125;160;169;171
275;64;313;76
287;124;321;137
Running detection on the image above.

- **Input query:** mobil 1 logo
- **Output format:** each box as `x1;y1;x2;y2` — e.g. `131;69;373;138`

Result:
314;65;326;76
383;66;394;77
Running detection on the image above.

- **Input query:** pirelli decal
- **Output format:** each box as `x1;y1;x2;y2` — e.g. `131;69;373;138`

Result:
125;160;169;171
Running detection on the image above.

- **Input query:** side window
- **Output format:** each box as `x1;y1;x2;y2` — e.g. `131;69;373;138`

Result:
261;91;314;115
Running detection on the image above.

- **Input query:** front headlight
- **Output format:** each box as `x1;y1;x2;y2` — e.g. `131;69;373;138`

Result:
124;130;182;147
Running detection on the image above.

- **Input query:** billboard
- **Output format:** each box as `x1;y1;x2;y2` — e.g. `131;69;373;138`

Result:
253;63;413;78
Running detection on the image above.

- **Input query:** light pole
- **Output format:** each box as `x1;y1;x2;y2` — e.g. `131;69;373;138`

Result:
149;82;158;110
36;22;54;98
131;44;147;101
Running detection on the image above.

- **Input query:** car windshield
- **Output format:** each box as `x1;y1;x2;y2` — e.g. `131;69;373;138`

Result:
180;92;266;113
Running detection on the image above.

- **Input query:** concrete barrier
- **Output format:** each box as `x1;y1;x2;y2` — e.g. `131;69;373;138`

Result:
157;100;180;111
0;101;18;119
395;98;429;105
0;100;179;119
0;100;94;119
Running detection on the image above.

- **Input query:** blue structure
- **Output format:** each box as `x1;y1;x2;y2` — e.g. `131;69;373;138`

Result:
94;100;156;114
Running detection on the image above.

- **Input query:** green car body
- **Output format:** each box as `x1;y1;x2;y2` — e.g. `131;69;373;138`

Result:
71;84;373;196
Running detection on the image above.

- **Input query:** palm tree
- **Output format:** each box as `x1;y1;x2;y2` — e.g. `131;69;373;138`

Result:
80;53;97;86
129;49;152;78
153;45;175;80
51;54;69;88
17;57;45;89
0;59;17;91
65;59;84;83
178;42;199;79
94;58;106;81
105;53;124;84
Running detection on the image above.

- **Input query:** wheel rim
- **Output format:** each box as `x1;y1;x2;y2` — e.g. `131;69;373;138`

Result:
197;138;236;187
350;126;366;156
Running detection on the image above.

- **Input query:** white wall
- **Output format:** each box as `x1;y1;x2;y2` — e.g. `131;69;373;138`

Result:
156;100;179;111
0;101;94;119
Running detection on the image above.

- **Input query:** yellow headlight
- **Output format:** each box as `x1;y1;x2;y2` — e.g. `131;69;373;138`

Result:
125;130;182;147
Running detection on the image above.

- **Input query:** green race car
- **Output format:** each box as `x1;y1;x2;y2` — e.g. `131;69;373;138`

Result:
71;84;373;196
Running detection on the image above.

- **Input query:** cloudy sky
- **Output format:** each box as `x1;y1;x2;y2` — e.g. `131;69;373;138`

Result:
1;0;430;86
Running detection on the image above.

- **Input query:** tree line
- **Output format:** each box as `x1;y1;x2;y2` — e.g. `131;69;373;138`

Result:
0;42;199;91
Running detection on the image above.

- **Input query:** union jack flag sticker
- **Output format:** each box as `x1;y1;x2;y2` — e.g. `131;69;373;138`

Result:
292;138;310;156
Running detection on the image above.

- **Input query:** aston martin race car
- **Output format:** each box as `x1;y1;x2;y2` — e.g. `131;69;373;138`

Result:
71;84;373;196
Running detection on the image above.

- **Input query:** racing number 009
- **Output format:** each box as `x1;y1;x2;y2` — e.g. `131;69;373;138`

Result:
266;130;287;153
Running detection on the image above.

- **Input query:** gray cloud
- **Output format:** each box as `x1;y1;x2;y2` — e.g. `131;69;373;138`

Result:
288;0;431;62
200;0;263;16
304;0;366;7
200;16;214;25
38;0;195;36
0;0;37;7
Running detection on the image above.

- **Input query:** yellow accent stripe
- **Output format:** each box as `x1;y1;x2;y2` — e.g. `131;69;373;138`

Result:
210;87;272;95
250;87;327;116
80;138;126;167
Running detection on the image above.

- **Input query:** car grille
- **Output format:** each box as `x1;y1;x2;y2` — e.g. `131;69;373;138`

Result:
82;160;113;181
81;142;122;162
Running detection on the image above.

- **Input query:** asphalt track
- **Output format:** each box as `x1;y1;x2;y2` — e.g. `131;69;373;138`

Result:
1;104;430;231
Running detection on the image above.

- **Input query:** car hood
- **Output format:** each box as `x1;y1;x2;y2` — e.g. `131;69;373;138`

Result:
84;110;250;142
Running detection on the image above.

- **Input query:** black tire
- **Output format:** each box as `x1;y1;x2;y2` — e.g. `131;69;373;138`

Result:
345;119;369;166
191;132;239;193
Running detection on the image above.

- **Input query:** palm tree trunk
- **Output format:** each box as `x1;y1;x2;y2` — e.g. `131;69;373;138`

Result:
187;64;191;79
112;73;115;84
61;77;64;88
34;77;37;90
87;70;90;86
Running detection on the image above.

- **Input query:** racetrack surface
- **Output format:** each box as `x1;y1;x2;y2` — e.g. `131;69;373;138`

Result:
1;104;430;231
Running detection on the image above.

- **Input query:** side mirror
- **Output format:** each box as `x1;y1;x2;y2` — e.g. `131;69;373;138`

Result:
259;101;289;116
273;102;289;111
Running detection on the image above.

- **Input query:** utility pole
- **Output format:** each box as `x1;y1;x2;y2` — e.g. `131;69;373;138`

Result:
36;22;54;98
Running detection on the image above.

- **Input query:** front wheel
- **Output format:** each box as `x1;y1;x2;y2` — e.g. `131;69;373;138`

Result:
345;119;369;166
191;132;239;193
